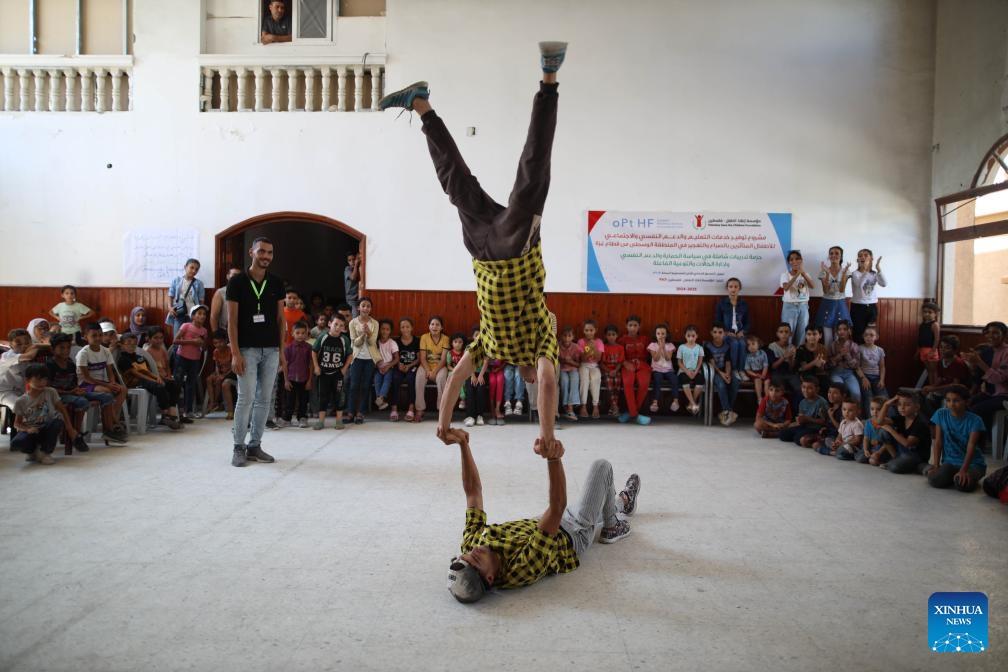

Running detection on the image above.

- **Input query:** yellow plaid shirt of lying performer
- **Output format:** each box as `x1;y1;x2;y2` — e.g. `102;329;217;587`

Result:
467;242;559;368
461;508;579;589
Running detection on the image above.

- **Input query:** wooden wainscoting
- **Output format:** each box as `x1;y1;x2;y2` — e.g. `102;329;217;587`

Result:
0;285;949;389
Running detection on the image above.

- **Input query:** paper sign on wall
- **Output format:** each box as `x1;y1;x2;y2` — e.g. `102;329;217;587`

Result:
586;211;792;295
123;228;200;284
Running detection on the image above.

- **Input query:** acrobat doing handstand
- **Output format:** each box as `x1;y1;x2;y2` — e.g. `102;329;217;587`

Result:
379;41;569;450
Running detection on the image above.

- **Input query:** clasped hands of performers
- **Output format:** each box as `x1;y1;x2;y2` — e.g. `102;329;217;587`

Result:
437;424;563;460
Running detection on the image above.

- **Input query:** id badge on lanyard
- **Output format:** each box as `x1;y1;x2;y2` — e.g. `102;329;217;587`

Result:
250;277;268;324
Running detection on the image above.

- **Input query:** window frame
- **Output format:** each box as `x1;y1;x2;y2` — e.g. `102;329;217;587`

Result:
260;0;336;45
934;181;1008;330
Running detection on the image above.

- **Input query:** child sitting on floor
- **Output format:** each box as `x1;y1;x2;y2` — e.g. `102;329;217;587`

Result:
11;364;83;465
856;396;890;464
875;391;931;473
927;385;986;492
810;383;846;450
779;376;828;446
816;399;863;459
753;380;792;439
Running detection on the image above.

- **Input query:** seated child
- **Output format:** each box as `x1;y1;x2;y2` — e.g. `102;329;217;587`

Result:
856;326;887;415
827;320;861;404
706;322;740;426
11;364;83;465
502;361;526;417
117;332;182;430
920;334;970;417
874;391;931;473
373;319;400;411
647;322;679;415
462;340;490;428
810;384;846;451
75;323;128;443
927;385;986;492
600;325;625;417
677;325;706;416
742;335;770;403
46;333;94;452
579;320;605;418
206;329;237;419
856;396;890;464
445;332;468;410
487;357;506;424
818;399;863;459
390;318;419;422
753;380;792;438
768;322;800;397
312;315;352;430
558;326;582;421
1;329;43;409
795;326;829;393
779;376;828;445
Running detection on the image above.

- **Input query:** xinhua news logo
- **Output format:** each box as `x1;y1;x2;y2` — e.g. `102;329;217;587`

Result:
929;592;987;652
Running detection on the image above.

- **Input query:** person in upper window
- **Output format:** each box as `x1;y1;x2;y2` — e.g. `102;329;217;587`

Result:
261;0;292;44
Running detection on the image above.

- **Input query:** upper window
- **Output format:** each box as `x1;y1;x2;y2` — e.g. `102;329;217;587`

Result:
259;0;385;45
0;0;132;55
935;134;1008;328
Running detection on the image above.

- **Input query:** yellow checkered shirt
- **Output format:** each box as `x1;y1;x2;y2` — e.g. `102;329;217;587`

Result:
467;242;559;368
461;508;579;589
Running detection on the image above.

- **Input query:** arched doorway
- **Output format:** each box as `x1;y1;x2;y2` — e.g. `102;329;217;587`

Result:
216;212;365;307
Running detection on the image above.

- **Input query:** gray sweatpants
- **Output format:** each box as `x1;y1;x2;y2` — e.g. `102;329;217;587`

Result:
560;459;620;557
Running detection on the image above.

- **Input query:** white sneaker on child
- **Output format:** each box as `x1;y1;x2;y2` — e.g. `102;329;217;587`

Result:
504;401;513;416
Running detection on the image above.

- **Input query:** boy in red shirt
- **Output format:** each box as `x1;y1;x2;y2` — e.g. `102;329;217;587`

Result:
617;315;651;425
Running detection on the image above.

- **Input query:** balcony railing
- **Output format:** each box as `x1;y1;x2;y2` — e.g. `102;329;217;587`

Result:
198;55;385;112
0;56;133;112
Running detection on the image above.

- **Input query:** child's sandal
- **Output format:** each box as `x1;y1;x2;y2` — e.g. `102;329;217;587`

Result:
390;410;399;422
405;410;415;422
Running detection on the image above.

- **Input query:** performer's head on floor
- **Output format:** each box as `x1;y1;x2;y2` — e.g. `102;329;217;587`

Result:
447;547;501;603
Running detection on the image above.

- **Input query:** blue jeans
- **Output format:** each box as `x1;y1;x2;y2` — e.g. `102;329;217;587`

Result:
232;347;280;448
830;367;862;403
861;373;887;415
712;371;740;413
781;302;809;346
559;369;580;406
504;365;526;403
374;367;395;400
725;335;747;375
650;370;679;404
346;358;375;415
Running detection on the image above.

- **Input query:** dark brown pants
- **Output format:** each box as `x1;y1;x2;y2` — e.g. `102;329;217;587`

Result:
421;82;558;261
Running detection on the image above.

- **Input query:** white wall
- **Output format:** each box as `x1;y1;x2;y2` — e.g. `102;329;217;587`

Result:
932;0;1008;195
0;0;938;296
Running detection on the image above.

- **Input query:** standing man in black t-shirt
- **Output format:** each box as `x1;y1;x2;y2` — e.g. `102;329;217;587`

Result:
227;237;287;467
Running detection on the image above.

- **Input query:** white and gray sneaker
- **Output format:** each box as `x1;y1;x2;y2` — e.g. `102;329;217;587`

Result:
619;474;641;515
599;518;631;544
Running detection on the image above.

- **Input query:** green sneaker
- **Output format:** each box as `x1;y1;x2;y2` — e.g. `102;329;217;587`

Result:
377;81;429;111
539;41;568;73
334;420;346;430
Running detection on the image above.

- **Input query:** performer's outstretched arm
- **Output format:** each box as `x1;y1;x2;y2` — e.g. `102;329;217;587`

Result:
458;439;483;510
535;438;566;535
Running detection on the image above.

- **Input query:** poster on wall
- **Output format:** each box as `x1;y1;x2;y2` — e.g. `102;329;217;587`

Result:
123;228;200;284
586;211;792;295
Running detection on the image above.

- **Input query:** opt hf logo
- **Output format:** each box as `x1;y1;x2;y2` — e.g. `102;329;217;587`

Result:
929;592;987;652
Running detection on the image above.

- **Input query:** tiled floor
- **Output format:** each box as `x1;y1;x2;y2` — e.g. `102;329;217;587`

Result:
1;414;1005;671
